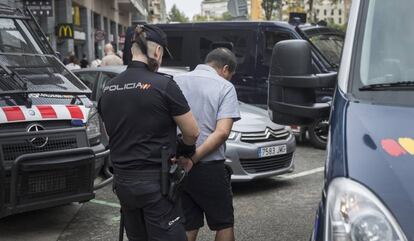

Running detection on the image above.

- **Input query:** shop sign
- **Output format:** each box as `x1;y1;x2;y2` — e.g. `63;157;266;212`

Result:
25;0;53;17
74;30;86;41
56;24;74;39
95;30;106;41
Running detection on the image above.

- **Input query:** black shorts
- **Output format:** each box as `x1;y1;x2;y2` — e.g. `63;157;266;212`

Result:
114;176;187;241
181;160;234;231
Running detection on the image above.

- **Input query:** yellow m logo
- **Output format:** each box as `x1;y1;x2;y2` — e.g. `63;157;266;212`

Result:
57;24;73;38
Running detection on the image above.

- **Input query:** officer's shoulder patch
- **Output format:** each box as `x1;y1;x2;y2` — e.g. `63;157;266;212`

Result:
155;72;174;79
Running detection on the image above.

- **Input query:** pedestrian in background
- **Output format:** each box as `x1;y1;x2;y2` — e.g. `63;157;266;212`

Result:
80;54;89;68
65;55;81;70
175;48;241;241
101;43;123;66
91;55;102;68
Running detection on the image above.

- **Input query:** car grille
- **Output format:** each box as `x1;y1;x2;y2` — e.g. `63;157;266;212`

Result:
2;136;78;162
240;128;290;143
240;153;293;174
17;165;92;204
0;126;93;209
0;121;73;132
1;165;92;205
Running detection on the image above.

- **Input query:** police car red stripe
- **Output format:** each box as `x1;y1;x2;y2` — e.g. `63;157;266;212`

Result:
37;105;57;119
2;106;25;121
0;105;89;123
66;105;84;119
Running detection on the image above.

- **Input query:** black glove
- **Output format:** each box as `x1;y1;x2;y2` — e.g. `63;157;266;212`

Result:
176;137;196;158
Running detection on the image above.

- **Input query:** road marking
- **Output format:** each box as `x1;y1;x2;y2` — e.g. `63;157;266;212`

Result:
90;199;120;208
277;167;324;180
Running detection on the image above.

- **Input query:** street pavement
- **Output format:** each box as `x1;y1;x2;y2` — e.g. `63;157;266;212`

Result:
0;143;326;241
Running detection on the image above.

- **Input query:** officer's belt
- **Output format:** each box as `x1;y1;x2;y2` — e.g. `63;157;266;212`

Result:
113;168;161;181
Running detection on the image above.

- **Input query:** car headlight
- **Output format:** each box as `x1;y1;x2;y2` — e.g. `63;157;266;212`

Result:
325;178;407;241
86;107;101;145
228;131;239;140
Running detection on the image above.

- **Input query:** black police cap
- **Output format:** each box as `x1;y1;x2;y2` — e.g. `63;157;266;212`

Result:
123;25;173;65
142;25;173;59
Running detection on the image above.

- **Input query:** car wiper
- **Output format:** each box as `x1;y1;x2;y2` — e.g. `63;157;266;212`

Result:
0;62;27;90
359;81;414;91
0;63;32;107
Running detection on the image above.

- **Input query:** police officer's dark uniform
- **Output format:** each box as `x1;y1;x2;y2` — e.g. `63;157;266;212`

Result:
98;25;190;241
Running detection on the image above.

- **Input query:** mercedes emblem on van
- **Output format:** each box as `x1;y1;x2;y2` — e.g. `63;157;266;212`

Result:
26;123;48;148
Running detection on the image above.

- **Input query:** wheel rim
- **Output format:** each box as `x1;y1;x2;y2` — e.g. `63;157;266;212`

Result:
313;119;329;142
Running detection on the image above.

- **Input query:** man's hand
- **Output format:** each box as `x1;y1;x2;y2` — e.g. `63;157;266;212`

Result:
177;157;194;172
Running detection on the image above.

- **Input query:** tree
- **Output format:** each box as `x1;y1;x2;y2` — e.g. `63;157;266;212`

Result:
167;4;189;23
261;0;282;20
221;12;233;21
193;14;208;22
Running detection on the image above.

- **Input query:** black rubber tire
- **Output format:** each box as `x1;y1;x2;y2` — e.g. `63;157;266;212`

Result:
308;119;328;149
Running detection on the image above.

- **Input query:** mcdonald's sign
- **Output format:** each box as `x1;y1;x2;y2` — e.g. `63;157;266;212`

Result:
56;24;74;39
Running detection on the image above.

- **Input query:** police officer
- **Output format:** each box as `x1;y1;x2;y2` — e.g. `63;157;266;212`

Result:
98;25;200;241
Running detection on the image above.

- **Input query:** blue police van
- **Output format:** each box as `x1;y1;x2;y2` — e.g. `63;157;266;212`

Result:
268;0;414;240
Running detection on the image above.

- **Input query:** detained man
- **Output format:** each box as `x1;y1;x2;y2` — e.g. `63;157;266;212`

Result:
175;48;241;241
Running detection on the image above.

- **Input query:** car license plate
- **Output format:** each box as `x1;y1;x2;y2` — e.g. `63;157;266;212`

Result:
258;145;287;158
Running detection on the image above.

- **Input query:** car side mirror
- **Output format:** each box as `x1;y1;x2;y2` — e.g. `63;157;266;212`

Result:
268;40;337;126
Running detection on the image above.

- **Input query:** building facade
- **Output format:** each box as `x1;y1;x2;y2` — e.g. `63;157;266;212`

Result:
311;0;347;25
201;0;251;20
201;0;228;19
149;0;166;23
4;0;148;63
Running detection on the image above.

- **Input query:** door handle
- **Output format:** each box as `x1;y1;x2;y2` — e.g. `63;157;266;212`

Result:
241;76;254;82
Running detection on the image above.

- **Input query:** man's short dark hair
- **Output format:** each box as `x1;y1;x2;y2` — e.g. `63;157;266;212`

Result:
205;48;237;73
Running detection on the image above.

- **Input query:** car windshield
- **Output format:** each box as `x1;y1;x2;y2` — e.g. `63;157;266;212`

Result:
0;18;89;94
359;0;414;86
308;34;344;67
0;54;89;93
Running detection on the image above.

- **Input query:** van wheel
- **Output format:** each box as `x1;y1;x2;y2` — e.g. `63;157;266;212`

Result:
308;119;329;149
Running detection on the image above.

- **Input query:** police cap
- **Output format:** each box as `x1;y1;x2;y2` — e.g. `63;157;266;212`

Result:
123;24;173;65
142;25;173;59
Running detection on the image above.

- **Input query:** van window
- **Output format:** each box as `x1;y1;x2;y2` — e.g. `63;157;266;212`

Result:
351;0;414;106
75;71;98;100
199;31;249;64
96;72;116;101
0;18;42;54
264;31;292;66
165;36;183;62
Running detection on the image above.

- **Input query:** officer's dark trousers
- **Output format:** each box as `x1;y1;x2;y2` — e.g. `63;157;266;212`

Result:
114;175;187;241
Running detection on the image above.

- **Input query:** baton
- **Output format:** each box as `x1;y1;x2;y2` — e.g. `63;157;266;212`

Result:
161;145;170;196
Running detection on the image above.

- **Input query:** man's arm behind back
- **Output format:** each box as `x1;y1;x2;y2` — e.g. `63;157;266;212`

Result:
173;112;199;145
191;118;234;163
